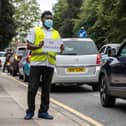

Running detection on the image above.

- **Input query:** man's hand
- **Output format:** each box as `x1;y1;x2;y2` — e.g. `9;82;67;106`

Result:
39;41;44;48
27;41;44;50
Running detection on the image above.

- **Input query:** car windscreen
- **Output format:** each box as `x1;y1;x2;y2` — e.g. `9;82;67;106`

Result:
62;41;98;55
16;48;26;56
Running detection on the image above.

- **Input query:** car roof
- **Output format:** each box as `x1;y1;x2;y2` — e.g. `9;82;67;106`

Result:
16;46;26;49
0;51;6;54
104;43;120;47
62;38;94;42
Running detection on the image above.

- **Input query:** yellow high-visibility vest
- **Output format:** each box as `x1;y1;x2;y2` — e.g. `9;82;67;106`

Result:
31;27;60;64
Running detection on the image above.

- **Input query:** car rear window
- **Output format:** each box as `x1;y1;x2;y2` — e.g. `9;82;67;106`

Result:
16;47;26;56
63;40;98;55
16;51;25;55
18;47;26;50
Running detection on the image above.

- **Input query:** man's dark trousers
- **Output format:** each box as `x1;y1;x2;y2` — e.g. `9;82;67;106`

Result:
26;66;54;113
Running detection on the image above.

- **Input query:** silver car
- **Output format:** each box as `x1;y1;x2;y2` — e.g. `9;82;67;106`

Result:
52;38;102;91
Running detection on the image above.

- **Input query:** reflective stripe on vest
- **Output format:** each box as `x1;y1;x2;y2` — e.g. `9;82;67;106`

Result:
31;52;56;60
31;27;60;65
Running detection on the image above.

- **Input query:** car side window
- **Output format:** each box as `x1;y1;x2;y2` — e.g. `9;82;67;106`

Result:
105;46;112;55
0;53;5;57
23;50;28;57
120;45;126;57
99;46;105;54
111;48;116;55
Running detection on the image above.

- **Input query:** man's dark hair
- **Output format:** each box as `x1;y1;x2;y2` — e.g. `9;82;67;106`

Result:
41;10;52;19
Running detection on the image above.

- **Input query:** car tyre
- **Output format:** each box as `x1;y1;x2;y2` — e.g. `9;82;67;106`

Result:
11;69;16;76
10;64;17;76
19;74;23;80
23;73;29;82
51;84;57;91
92;84;99;91
100;75;115;107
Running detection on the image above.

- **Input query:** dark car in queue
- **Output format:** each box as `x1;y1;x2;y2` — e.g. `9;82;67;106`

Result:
9;46;26;76
18;49;31;82
99;39;126;107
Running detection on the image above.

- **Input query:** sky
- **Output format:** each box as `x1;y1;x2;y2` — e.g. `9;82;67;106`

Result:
37;0;58;12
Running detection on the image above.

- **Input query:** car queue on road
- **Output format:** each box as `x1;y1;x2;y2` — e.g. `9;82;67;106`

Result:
1;37;126;109
18;38;102;91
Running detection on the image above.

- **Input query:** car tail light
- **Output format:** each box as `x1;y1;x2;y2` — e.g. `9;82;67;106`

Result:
15;55;21;61
96;54;102;64
26;55;31;63
7;61;10;65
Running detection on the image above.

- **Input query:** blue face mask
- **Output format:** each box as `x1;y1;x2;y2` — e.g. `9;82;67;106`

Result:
44;19;53;28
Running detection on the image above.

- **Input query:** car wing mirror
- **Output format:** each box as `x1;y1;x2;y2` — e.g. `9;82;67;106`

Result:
105;58;113;64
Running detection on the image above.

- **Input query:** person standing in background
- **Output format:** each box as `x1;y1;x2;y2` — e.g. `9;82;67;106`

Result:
78;26;87;38
3;49;12;72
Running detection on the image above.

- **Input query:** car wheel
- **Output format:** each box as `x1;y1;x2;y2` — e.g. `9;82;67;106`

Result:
23;73;29;82
19;74;23;80
92;84;99;91
100;75;115;107
11;69;16;76
7;67;10;73
10;64;17;76
51;84;57;91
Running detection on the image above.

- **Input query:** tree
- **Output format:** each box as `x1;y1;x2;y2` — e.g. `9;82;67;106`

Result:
53;0;68;36
12;0;41;42
0;0;16;50
53;0;83;37
73;0;104;47
74;0;126;48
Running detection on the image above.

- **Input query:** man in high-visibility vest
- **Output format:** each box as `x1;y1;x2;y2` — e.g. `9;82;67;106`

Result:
24;10;64;120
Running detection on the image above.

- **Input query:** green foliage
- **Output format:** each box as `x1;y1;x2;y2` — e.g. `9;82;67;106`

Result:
12;0;41;41
0;0;16;50
53;0;68;30
73;0;126;48
73;0;99;36
53;0;83;37
53;0;126;48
